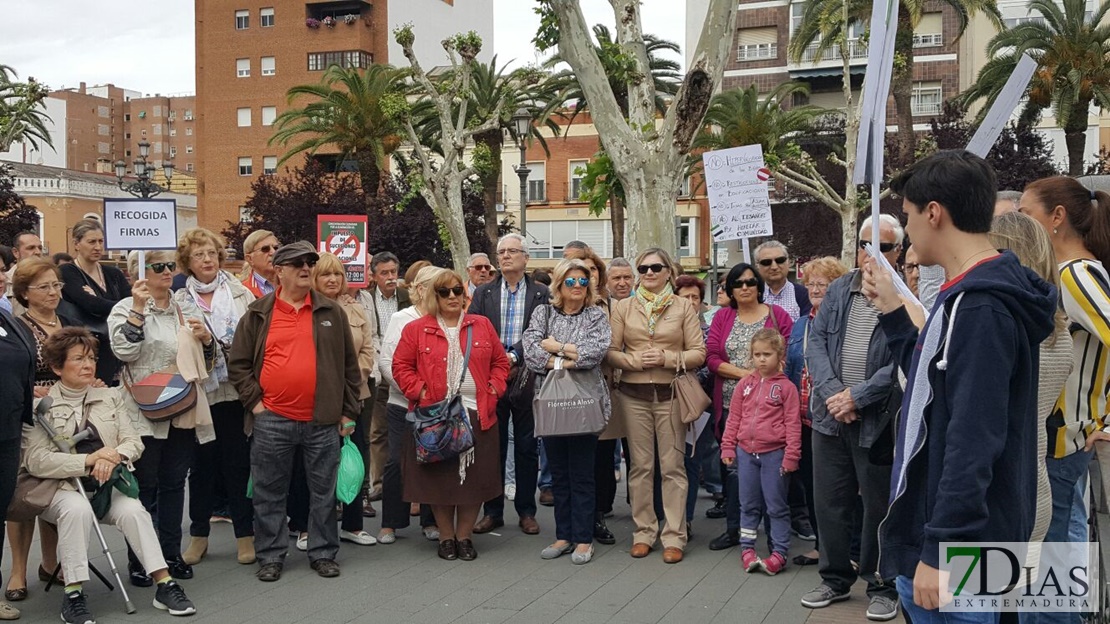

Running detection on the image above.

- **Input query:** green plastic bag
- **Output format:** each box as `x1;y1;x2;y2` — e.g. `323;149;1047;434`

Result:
246;474;253;499
336;437;365;505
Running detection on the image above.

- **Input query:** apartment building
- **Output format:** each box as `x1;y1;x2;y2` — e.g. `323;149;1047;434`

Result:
499;112;712;269
194;0;494;231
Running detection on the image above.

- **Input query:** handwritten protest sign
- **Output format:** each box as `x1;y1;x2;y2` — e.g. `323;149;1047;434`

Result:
702;145;774;242
103;198;178;280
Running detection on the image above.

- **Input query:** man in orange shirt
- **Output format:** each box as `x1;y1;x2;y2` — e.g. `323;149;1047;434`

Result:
228;241;362;583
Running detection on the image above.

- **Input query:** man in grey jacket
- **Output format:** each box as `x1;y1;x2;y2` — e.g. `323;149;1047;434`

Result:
800;215;904;622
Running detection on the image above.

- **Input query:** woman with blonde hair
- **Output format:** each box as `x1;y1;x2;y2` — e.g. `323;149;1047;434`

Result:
523;259;612;564
173;227;258;566
989;210;1072;574
392;270;509;561
607;247;706;564
378;265;443;544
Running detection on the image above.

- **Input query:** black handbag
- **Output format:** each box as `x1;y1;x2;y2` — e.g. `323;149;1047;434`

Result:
406;326;476;464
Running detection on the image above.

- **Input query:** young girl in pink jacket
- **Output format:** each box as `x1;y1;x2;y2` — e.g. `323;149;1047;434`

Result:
720;328;801;575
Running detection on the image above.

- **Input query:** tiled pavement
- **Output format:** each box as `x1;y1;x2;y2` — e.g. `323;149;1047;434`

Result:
5;485;1105;624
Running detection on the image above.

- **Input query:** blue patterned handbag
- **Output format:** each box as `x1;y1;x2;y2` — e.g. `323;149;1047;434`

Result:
406;326;475;464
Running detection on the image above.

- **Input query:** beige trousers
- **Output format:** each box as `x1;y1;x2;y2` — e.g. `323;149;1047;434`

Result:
41;488;165;584
622;393;688;550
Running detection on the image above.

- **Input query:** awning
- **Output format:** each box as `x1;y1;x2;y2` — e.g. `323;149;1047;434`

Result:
789;65;867;79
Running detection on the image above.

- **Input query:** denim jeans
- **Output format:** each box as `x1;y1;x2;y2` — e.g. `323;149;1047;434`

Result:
288;408;369;533
736;447;791;555
538;438;553;491
545;434;597;544
896;575;1000;623
251;411;340;564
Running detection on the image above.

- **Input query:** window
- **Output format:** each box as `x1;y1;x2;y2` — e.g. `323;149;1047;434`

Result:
261;106;277;126
184;109;193;121
790;2;804;36
235;9;249;29
186;145;193;154
238;157;253;176
97;106;109;118
185;128;193;136
153;105;162;118
526;220;611;258
237;58;250;78
911;82;943;117
526;162;546;203
263;156;277;175
568;160;588;202
678;176;691;197
170;128;177;137
261;56;276;76
152;124;162;134
125;132;131;140
307;50;372;71
153;142;162;154
237;107;252;127
169;146;177;157
913;13;943;47
98;124;109;136
186;163;194;173
239;206;251;222
260;7;274;27
124;113;131;122
737;27;778;61
677;218;695;258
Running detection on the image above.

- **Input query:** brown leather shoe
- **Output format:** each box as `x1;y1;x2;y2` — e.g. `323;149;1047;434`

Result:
538;488;554;506
630;543;652;558
663;547;684;564
519;516;540;535
473;515;504;534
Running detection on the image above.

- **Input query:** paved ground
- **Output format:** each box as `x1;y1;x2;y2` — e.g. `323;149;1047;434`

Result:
1;478;907;624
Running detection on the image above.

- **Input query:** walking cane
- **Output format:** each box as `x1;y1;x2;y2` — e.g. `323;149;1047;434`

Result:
34;397;137;614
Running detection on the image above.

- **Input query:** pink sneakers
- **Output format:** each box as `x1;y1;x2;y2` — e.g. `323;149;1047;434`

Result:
762;552;787;576
741;548;761;573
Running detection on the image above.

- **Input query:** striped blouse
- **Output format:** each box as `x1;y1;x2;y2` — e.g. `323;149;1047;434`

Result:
1049;259;1110;458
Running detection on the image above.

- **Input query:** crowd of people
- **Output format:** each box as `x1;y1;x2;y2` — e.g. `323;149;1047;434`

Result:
0;149;1108;624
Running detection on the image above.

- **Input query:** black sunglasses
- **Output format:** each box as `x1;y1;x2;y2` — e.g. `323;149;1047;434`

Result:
758;256;788;267
256;244;280;254
734;278;760;289
637;263;667;275
859;241;897;253
436;286;465;298
148;262;177;274
280;258;317;269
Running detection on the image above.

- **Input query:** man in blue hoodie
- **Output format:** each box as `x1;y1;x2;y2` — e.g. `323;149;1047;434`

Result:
863;150;1057;622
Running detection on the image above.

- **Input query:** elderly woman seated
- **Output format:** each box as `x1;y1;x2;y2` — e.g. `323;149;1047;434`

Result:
24;328;197;624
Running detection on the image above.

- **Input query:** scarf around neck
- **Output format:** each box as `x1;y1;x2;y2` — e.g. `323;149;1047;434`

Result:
635;283;675;337
186;271;236;385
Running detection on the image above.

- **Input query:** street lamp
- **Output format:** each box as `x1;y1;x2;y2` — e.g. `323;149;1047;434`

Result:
115;139;174;198
511;107;532;239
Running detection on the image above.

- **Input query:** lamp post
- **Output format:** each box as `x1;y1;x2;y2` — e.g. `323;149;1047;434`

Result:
511;107;532;240
115;140;174;198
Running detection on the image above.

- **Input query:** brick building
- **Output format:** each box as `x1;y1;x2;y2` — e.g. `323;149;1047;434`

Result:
499;112;712;270
193;0;493;232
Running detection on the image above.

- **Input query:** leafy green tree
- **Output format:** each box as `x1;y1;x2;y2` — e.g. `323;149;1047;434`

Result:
269;64;405;198
959;0;1110;175
0;65;52;154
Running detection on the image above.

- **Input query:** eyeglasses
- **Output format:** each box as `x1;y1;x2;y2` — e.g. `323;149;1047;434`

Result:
254;244;280;254
563;277;589;288
637;263;667;275
469;264;492;271
436;286;465;298
28;281;64;293
806;281;830;292
859;241;897;253
147;262;177;274
734;278;760;289
904;263;920;272
67;354;98;364
279;258;317;269
190;250;219;261
497;248;524;257
758;256;788;267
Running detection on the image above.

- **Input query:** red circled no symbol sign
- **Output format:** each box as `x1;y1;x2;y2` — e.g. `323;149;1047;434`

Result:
327;232;361;262
756;168;772;182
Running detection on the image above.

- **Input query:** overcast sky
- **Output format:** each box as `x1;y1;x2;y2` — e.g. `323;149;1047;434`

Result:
0;1;686;95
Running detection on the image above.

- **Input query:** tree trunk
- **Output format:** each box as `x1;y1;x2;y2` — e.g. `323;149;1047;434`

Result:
423;174;472;271
609;190;626;259
839;207;859;267
357;156;381;199
1065;128;1087;176
619;161;682;260
891;6;916;167
475;131;503;253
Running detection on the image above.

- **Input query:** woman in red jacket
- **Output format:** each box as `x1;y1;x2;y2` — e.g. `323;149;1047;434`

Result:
392;269;510;562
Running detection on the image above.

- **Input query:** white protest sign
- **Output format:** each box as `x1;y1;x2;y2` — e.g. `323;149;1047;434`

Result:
702;145;774;242
966;54;1038;158
102;198;178;251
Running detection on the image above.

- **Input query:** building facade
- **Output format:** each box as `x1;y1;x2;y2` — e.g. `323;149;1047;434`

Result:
193;0;494;231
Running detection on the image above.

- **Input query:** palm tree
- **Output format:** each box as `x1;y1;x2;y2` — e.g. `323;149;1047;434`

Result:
0;65;53;154
789;0;1000;163
960;0;1110;175
544;25;682;257
410;57;564;250
693;82;825;160
269;64;405;198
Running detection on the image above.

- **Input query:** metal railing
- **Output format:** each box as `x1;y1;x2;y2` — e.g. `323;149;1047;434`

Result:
737;43;779;62
911;101;943;116
912;33;943;48
798;39;868;64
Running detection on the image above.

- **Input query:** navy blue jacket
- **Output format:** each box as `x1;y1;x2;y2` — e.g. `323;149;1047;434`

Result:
877;251;1057;579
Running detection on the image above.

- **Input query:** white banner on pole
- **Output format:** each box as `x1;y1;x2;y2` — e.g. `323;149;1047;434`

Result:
102;198;178;251
702;144;774;242
965;54;1038;158
853;0;900;186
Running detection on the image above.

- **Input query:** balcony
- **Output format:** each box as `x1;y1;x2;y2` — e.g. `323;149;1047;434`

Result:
306;0;371;23
737;43;778;62
912;33;943;48
797;39;868;64
911;101;942;117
